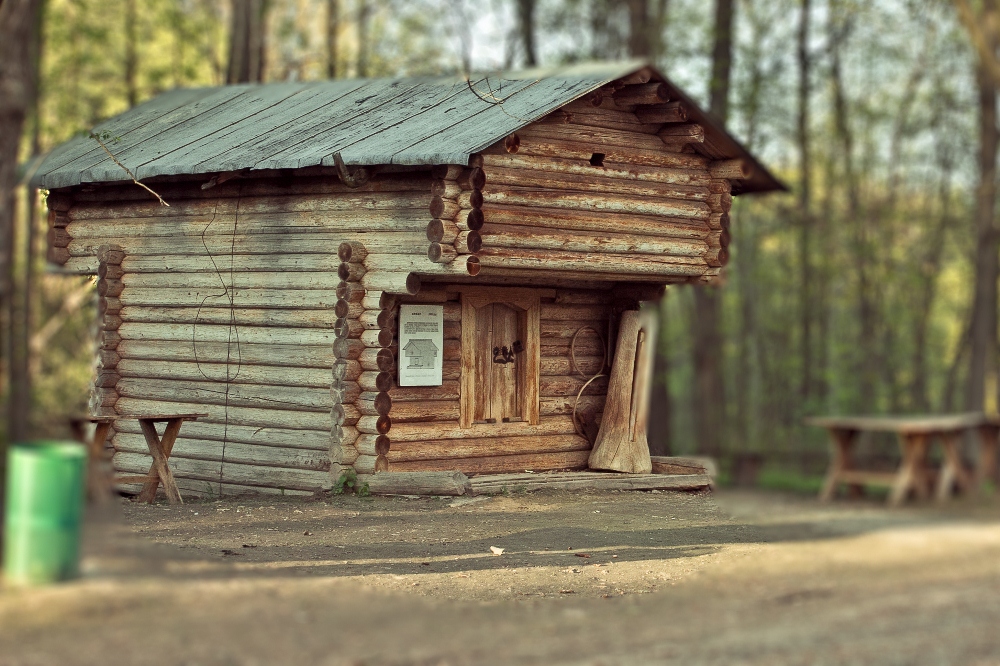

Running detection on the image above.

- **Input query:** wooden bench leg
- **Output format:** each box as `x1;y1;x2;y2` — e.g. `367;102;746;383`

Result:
890;433;929;507
820;428;856;502
136;418;184;505
976;425;999;493
937;432;972;502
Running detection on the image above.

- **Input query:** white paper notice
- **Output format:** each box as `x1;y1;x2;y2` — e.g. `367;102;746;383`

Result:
398;304;444;386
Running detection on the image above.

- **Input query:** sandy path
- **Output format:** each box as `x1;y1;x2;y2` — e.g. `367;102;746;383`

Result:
2;489;999;664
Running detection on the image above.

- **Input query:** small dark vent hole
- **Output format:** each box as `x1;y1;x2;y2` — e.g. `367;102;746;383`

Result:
590;153;605;167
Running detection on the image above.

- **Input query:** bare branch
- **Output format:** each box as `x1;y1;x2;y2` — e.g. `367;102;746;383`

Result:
90;133;169;206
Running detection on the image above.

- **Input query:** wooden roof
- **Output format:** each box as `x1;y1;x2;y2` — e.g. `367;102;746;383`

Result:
32;61;783;193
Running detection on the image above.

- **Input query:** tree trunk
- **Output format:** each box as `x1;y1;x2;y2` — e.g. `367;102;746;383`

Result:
357;0;370;77
796;0;812;404
0;0;43;448
326;0;339;78
124;0;138;107
626;0;650;58
226;0;266;84
689;0;733;459
967;41;1000;413
516;0;537;67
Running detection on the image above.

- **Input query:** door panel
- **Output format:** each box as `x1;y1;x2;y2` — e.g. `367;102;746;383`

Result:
490;303;521;421
473;304;494;422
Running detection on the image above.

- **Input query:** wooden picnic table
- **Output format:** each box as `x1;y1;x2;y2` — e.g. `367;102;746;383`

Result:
75;413;207;505
69;415;116;504
805;413;998;506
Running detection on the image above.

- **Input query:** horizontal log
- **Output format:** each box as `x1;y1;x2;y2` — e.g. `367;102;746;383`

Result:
69;233;426;260
518;124;666;153
119;287;340;309
120;307;335;331
383;382;460;402
479;204;709;240
334;337;366;360
454;231;482;254
69;190;433;221
113;452;332;492
116;377;333;412
380;401;461;423
540;375;609;397
430;196;461;220
114;433;330;471
539;303;610;320
428;243;458;263
359;347;395;372
657;124;705;145
117;254;343;275
476;248;707;277
361;291;393;311
117;339;331;368
373;415;576;443
480;187;709;221
494;135;709;170
480;154;710;187
709;159;753;180
120;271;343;292
547;107;659;134
634;101;688;124
390;450;590;474
650;455;717;477
427;219;459;244
357;415;392;435
357;309;395;331
362;254;472;276
481;224;707;258
357;433;588;462
613;82;670;106
91;388;118;409
332;360;363;383
540;395;605;416
118;321;335;346
362;271;421;296
113;417;333;451
117;359;333;389
337;280;365;303
114;397;332;431
484;165;707;202
540;356;606;376
360;471;472;496
431;179;463;199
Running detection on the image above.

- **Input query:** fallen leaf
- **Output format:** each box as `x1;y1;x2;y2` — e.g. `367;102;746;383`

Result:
575;553;591;558
560;590;575;594
303;531;312;536
490;546;504;556
241;543;257;548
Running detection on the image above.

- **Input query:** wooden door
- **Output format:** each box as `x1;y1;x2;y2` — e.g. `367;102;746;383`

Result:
474;303;522;423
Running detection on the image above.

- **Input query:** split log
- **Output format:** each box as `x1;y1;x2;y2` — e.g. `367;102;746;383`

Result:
634;101;688;124
357;433;589;462
360;471;472;496
483;165;708;202
589;309;656;474
389;450;590;475
476;248;707;277
478;204;708;240
613;82;670;106
481;153;711;187
479;187;709;221
480;224;707;257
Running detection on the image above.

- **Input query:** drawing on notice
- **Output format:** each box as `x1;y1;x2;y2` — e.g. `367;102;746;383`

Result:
398;305;444;386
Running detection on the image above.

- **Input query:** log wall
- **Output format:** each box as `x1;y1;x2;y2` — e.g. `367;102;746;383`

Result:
354;284;610;476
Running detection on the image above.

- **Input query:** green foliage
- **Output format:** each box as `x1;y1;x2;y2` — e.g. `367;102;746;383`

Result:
755;469;824;496
333;468;369;496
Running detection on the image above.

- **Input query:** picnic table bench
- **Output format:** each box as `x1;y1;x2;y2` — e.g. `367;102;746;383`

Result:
805;413;998;506
71;413;207;505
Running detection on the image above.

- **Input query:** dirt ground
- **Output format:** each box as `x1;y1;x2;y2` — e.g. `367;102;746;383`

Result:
2;486;1000;665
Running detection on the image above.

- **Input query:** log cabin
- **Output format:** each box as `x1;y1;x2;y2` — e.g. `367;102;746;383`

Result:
33;61;783;497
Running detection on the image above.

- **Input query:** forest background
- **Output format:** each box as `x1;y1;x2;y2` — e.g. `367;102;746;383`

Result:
1;0;999;485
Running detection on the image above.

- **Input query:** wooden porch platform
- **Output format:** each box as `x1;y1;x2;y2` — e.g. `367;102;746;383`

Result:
468;471;713;495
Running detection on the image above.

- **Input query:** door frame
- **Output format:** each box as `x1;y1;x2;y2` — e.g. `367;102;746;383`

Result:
459;287;541;428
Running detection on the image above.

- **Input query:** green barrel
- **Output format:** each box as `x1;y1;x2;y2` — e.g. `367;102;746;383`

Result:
3;441;88;586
